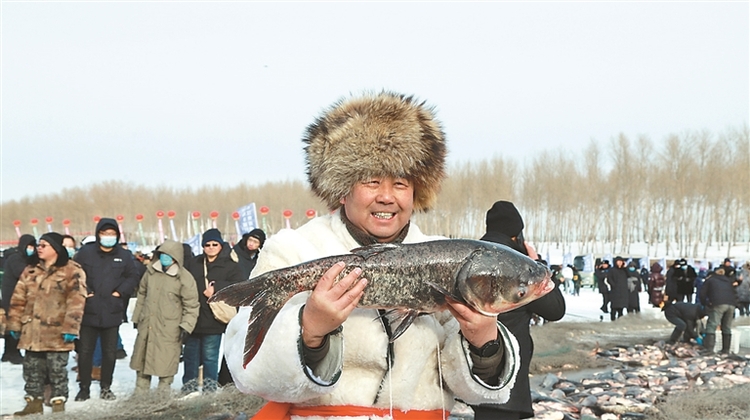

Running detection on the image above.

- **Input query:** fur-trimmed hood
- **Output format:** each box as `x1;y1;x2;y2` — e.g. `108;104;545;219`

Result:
303;91;447;211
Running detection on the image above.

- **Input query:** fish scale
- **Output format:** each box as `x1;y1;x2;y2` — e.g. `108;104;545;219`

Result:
211;239;553;366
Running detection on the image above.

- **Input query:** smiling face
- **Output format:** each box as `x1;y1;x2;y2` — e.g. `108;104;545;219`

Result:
341;176;414;243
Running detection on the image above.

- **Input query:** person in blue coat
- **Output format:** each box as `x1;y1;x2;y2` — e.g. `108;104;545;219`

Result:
73;218;139;401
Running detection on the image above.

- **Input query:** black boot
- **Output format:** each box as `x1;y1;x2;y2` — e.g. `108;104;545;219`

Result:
75;386;90;401
721;333;732;354
702;333;716;354
2;335;24;364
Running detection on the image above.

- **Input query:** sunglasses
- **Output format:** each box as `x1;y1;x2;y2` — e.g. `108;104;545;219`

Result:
36;243;49;249
203;242;221;248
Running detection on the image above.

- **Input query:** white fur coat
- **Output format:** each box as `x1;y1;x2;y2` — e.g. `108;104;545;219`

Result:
224;211;519;418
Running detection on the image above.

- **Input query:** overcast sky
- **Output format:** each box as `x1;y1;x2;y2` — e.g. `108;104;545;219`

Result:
2;1;748;203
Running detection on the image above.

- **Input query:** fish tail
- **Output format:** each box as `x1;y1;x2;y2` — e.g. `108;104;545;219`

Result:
243;304;279;368
210;278;267;307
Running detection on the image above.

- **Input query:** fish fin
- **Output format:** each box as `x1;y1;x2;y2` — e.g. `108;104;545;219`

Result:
349;243;400;259
209;278;266;307
209;277;280;367
425;281;466;304
380;309;421;342
242;304;279;368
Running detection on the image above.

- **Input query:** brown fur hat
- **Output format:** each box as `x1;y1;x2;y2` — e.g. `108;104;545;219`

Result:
303;91;447;211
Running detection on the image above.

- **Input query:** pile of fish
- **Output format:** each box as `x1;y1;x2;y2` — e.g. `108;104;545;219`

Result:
528;343;750;420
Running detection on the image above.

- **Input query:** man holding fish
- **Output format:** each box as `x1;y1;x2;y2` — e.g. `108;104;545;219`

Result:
218;92;553;420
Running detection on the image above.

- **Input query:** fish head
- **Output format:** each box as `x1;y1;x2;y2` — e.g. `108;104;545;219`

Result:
457;243;554;316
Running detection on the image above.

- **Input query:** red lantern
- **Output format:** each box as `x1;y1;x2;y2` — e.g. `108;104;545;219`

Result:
135;214;144;222
192;211;201;219
232;211;240;221
13;219;21;227
283;209;293;219
260;206;270;216
210;211;219;220
116;214;125;222
30;218;39;225
63;219;71;227
93;216;101;223
305;209;316;219
156;210;165;218
167;210;176;219
45;216;53;223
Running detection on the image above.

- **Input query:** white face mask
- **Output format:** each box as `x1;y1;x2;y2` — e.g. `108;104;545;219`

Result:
99;235;118;247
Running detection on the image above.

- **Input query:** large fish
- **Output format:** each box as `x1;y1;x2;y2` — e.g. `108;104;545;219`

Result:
210;239;554;366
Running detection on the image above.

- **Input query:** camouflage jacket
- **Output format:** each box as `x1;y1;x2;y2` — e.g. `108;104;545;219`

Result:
7;260;87;352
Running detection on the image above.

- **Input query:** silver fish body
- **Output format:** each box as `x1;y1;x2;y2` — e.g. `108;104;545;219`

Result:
211;239;553;366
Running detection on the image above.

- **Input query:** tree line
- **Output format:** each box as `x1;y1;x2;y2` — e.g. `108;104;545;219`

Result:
2;128;748;259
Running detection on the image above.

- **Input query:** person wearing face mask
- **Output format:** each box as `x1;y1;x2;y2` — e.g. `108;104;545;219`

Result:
62;235;77;259
129;240;199;394
73;218;139;402
2;234;39;365
7;232;87;414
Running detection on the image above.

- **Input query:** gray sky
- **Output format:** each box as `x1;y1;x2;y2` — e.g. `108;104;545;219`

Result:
2;1;748;203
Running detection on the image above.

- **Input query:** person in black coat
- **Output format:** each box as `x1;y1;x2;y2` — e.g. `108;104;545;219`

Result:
470;201;566;420
626;261;642;314
605;257;629;321
183;228;244;392
232;228;266;280
595;260;611;313
664;302;706;344
666;259;693;303
73;218;139;401
1;234;38;364
699;267;740;354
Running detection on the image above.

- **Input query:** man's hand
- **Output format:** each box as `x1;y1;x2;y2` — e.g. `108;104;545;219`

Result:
445;297;498;349
301;262;367;348
180;328;190;344
204;281;215;298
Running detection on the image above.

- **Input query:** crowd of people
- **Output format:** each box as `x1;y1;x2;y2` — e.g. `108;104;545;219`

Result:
1;91;747;420
0;218;266;415
589;254;747;355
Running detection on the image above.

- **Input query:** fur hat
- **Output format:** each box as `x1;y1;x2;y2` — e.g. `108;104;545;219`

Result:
303;91;447;211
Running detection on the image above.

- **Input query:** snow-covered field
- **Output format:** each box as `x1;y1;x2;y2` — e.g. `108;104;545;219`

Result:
0;286;660;416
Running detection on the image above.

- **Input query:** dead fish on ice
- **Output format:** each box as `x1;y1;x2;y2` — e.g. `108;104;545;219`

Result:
210;239;553;366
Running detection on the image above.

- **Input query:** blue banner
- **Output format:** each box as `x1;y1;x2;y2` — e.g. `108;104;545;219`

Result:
186;234;202;257
237;202;258;235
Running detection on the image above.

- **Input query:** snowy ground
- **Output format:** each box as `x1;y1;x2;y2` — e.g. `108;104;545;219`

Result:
0;286;662;416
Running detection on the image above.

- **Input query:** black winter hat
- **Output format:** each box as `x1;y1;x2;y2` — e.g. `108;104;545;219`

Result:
247;228;266;248
40;232;69;267
201;228;224;247
485;201;524;237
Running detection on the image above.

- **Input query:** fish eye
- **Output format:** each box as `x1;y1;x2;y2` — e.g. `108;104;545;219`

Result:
517;290;526;299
